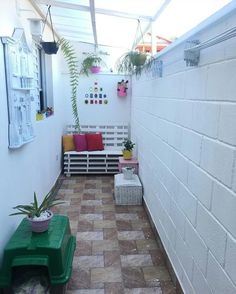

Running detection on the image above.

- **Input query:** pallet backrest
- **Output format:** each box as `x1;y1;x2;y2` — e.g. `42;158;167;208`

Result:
66;125;129;149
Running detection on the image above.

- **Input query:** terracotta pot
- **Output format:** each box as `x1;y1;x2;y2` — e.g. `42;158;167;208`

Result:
27;210;53;233
123;150;132;160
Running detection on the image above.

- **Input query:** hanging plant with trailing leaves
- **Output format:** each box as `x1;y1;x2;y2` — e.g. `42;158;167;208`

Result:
116;19;150;77
58;38;81;132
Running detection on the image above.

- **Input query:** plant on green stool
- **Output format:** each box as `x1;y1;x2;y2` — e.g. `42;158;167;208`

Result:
122;138;135;160
10;192;64;233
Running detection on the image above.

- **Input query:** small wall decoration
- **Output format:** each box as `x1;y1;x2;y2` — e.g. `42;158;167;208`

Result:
84;80;109;106
117;80;128;97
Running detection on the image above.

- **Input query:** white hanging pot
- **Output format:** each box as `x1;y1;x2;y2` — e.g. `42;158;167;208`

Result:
122;167;134;180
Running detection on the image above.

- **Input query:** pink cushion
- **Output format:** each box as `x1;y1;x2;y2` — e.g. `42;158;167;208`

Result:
73;134;87;151
86;133;104;151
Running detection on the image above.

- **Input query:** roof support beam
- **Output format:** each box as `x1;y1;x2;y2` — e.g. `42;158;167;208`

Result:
89;0;98;47
132;0;172;50
34;0;152;20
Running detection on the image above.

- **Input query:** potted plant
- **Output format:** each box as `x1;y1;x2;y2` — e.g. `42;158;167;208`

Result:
10;192;64;233
80;54;104;76
122;138;135;160
116;51;149;76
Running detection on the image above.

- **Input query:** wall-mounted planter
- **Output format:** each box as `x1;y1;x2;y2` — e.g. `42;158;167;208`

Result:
41;41;59;55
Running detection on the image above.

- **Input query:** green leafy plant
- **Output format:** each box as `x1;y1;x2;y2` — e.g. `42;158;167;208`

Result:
116;51;149;76
58;38;81;132
10;192;64;218
123;138;135;151
80;54;104;76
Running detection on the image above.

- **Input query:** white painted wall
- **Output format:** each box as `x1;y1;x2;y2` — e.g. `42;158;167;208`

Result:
59;41;131;127
77;74;130;126
0;1;67;261
131;2;236;293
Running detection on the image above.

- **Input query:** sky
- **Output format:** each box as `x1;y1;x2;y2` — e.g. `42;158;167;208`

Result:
153;0;232;39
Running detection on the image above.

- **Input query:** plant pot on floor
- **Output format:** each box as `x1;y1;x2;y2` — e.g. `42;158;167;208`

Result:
41;41;59;54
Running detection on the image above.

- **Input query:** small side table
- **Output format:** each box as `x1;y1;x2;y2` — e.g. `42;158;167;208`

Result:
114;173;143;205
118;157;139;174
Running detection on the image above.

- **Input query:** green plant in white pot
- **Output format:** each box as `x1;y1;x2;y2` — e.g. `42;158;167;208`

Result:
10;192;64;233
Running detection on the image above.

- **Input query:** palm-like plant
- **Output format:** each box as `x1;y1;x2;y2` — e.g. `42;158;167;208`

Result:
10;192;64;218
58;38;81;132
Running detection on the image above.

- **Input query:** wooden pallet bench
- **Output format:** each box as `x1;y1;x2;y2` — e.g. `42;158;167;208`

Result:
64;125;129;176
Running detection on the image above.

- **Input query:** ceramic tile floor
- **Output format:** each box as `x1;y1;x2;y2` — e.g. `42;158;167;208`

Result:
54;175;177;294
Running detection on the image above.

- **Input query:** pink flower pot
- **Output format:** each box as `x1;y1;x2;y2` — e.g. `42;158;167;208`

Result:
90;66;101;74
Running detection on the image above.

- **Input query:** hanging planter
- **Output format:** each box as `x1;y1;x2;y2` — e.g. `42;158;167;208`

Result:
90;65;101;74
80;54;105;76
41;41;58;54
40;5;59;55
116;20;149;76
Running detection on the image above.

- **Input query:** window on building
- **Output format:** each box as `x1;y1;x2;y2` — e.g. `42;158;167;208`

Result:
35;46;53;116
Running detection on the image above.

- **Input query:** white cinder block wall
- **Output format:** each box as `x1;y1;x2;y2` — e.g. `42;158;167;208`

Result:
131;3;236;293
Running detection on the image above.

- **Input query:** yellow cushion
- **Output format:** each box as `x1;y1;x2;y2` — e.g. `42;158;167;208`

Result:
63;135;75;152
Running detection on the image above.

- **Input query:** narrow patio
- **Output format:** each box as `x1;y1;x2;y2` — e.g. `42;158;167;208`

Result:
54;175;177;294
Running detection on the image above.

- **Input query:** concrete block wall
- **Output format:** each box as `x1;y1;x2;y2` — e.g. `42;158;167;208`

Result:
131;3;236;293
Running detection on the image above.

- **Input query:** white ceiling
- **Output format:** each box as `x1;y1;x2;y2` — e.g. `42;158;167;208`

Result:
30;0;171;50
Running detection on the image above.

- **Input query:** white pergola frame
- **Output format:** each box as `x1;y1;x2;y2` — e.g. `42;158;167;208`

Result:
29;0;172;49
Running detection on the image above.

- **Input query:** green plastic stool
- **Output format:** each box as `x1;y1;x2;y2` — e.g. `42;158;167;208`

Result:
0;215;76;288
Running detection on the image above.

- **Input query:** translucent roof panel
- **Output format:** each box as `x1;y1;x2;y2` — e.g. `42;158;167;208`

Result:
95;0;164;17
96;14;149;49
33;0;232;50
153;0;232;39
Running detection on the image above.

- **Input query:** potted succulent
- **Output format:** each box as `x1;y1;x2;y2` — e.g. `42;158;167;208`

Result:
122;138;135;160
10;192;64;233
80;54;104;76
116;51;149;76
